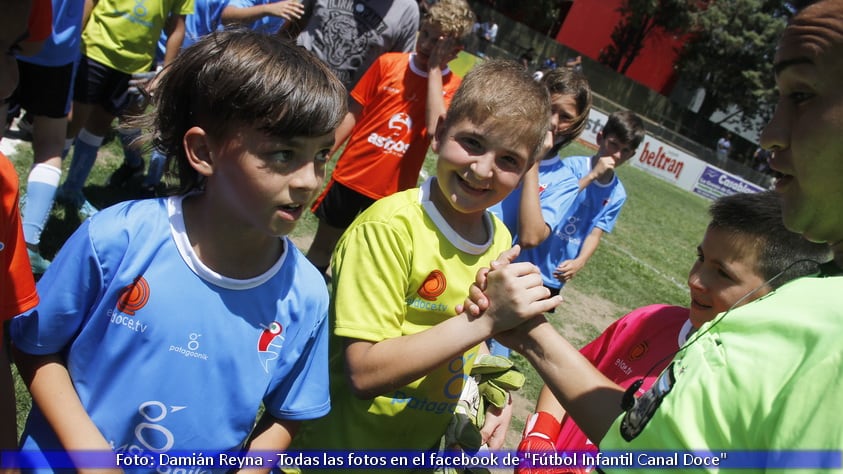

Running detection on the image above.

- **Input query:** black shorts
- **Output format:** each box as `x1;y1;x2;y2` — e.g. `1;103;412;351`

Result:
10;60;76;118
73;56;134;116
311;180;376;229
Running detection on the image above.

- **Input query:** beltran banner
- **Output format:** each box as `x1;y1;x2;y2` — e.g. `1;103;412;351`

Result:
578;109;765;200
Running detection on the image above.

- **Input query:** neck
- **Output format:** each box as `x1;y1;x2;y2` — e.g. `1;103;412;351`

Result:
429;178;488;244
182;194;283;278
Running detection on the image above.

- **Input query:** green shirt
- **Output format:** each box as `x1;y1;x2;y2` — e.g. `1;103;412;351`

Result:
601;274;843;473
82;0;194;74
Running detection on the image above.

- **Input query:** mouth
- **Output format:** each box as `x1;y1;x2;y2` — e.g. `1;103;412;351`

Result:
277;203;304;221
773;174;794;192
456;174;490;196
690;297;712;311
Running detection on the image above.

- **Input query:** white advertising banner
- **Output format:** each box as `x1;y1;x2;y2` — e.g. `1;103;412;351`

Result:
577;109;764;200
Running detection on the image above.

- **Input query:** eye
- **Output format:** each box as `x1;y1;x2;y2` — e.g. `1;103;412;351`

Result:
717;268;734;281
314;149;331;164
696;249;704;262
267;150;294;164
788;91;814;105
458;136;483;154
497;154;522;172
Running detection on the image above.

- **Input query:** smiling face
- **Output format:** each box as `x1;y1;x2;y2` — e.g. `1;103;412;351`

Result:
761;1;843;247
686;226;770;328
431;118;532;225
204;127;335;238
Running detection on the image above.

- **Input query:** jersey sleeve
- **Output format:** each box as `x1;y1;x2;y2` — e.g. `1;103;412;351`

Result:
593;182;627;234
539;167;580;232
331;219;412;342
349;55;386;108
264;298;331;420
10;220;105;355
176;0;195;16
0;157;38;321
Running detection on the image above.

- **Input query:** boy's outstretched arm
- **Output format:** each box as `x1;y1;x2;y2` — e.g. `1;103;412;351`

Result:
344;247;561;399
460;253;624;444
496;318;624;444
14;349;121;474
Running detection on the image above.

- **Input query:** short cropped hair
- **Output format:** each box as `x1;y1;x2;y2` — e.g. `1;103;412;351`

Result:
602;110;645;152
443;59;551;162
708;191;831;288
144;29;347;194
425;0;476;42
541;67;592;149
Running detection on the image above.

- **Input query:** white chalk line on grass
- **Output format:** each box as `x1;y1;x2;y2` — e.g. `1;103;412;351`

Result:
602;239;687;292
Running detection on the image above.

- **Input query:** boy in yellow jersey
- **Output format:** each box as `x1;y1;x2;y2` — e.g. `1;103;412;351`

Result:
291;59;561;464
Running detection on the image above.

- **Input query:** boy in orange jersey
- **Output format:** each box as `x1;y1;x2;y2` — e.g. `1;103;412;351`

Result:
306;0;475;275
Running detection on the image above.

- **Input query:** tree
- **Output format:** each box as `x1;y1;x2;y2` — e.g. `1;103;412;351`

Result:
675;0;789;128
598;0;696;74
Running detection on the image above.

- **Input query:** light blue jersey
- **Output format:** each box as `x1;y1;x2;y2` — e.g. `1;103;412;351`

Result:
18;0;85;67
156;0;229;59
487;155;580;243
518;155;626;290
12;197;329;470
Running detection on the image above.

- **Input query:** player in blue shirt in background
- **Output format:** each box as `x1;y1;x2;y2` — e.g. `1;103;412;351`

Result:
11;30;346;470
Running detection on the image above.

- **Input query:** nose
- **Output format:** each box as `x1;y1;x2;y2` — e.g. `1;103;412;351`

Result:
469;153;494;179
687;263;705;292
760;103;788;153
290;159;322;194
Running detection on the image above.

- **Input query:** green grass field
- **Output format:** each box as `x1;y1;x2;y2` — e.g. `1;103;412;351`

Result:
6;132;711;446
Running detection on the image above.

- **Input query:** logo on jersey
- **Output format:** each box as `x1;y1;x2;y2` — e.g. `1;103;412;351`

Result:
257;321;285;373
117;276;150;315
388;113;412;133
417;270;446;301
538;183;548;193
629;341;648;361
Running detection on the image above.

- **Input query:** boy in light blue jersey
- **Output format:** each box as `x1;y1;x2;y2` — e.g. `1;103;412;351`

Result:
520;110;644;295
11;31;346;471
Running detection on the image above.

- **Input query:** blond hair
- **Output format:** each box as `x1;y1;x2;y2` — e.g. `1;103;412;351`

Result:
424;0;476;42
444;59;551;162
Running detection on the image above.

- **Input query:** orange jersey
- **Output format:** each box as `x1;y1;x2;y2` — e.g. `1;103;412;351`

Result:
330;53;461;200
0;153;38;322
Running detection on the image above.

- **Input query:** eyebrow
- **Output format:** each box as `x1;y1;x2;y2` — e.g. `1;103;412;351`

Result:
773;57;813;76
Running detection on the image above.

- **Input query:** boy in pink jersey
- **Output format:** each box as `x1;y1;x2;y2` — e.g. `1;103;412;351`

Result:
515;191;830;473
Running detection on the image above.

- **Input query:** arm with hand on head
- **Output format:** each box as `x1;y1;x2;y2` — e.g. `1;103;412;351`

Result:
517;152;552;249
328;99;361;157
425;35;458;136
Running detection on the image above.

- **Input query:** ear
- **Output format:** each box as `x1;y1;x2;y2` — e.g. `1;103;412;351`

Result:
430;114;446;153
183;126;215;177
595;130;604;145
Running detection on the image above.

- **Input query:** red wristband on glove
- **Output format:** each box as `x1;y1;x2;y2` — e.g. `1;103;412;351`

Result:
523;411;562;441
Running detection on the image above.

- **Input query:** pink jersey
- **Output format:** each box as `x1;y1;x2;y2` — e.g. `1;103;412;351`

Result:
555;304;692;455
